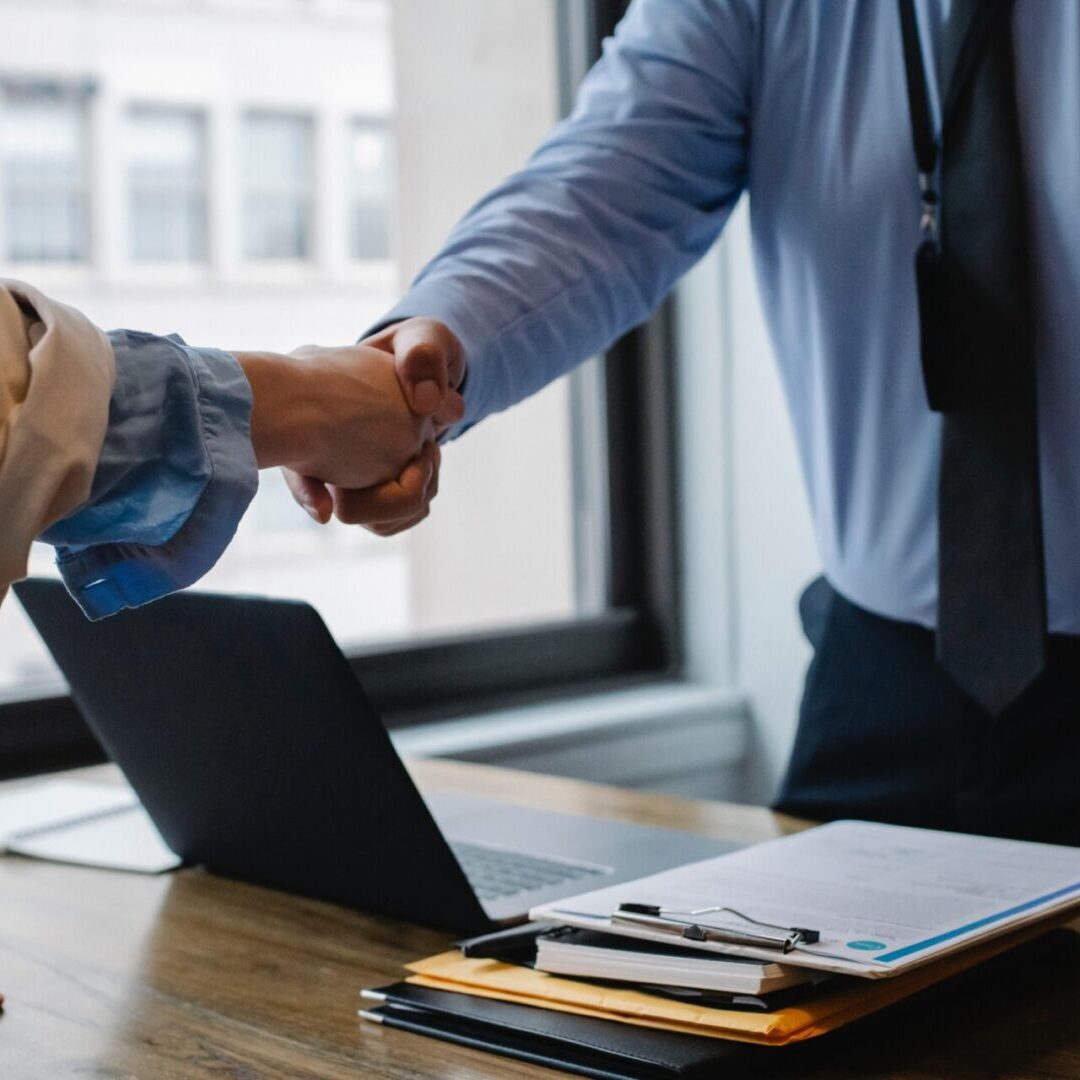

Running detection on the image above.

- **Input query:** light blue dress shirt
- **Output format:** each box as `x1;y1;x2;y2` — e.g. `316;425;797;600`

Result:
40;333;257;619
379;0;1080;633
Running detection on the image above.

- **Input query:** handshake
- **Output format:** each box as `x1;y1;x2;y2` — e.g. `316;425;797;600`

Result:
234;318;465;537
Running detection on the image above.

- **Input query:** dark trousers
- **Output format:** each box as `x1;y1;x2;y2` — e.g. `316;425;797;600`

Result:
774;577;1080;846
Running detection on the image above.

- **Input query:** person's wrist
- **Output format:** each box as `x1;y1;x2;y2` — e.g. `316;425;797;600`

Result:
233;351;321;471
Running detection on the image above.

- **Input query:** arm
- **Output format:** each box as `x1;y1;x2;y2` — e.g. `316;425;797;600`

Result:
376;0;756;432
1;281;447;618
295;0;757;531
41;336;443;619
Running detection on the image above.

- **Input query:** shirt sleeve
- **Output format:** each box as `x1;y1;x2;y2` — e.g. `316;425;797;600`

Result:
40;331;258;619
0;279;114;608
374;0;756;434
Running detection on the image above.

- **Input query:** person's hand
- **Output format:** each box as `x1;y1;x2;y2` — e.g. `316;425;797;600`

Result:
366;317;466;420
234;341;450;495
283;318;467;533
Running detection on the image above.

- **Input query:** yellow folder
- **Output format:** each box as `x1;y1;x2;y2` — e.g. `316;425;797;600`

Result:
407;922;1065;1047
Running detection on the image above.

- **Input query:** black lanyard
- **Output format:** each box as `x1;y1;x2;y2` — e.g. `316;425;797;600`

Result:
897;0;941;245
897;0;1014;248
896;0;1015;410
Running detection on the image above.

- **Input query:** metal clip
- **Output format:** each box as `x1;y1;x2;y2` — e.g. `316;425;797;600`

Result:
614;903;820;954
918;171;939;245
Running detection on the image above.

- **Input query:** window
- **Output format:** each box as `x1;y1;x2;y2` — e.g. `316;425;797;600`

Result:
242;111;314;261
0;83;88;264
0;0;675;775
126;107;207;263
348;119;392;260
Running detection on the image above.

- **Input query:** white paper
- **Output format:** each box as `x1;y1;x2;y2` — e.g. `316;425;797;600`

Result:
0;780;136;844
531;820;1080;979
8;804;180;873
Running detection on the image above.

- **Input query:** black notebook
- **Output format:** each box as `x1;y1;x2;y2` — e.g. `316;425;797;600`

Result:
360;981;783;1080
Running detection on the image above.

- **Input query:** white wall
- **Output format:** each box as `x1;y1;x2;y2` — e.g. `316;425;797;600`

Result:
391;0;577;634
723;202;820;800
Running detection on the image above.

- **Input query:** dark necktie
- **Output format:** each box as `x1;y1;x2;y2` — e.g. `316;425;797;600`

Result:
933;0;1046;715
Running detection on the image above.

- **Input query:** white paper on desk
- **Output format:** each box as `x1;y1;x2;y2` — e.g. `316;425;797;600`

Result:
532;820;1080;979
8;804;180;873
0;780;136;844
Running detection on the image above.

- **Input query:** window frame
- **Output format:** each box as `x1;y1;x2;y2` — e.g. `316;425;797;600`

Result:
0;79;93;267
346;115;394;263
125;103;210;266
240;108;317;263
0;0;686;779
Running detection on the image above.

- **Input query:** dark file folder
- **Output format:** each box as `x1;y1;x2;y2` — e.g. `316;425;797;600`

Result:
360;981;779;1079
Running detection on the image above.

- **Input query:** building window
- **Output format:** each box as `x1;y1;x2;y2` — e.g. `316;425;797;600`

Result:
242;111;314;260
126;107;207;263
348;119;392;260
0;83;89;264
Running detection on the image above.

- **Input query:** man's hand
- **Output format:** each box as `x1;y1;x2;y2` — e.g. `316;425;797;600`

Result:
282;318;466;531
366;318;466;420
234;340;459;520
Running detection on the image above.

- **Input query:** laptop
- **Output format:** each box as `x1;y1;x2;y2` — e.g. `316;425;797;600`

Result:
15;579;733;934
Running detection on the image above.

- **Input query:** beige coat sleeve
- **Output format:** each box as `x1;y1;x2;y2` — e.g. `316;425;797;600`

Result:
0;279;115;606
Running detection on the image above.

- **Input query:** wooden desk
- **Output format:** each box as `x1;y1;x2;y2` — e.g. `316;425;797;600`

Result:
1;760;1077;1079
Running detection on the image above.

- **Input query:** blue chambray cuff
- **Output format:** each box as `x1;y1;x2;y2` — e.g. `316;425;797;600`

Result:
54;341;257;619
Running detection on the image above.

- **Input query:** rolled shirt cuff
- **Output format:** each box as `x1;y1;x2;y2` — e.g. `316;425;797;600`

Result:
47;337;257;619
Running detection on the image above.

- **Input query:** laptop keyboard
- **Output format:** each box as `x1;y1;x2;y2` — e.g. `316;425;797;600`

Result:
451;841;608;901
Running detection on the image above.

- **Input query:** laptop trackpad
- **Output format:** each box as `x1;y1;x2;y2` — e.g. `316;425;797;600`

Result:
425;791;733;877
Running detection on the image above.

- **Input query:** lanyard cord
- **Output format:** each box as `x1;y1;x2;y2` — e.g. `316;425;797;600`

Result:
897;0;1014;248
898;0;941;244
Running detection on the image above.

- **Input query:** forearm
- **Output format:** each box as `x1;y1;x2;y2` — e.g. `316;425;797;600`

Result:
231;350;321;470
4;274;432;616
375;0;751;432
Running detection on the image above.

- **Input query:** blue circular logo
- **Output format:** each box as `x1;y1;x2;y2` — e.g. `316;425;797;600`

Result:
847;940;887;951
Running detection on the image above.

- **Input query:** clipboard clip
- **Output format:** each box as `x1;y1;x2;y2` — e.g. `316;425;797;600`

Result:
613;903;820;954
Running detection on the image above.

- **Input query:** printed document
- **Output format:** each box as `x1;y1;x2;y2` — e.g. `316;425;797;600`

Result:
531;820;1080;978
0;780;135;843
0;779;179;873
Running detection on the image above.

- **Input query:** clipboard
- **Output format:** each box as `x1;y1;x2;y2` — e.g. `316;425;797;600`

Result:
530;820;1080;978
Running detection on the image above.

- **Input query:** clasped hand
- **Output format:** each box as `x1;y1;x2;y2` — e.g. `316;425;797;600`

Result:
235;318;465;537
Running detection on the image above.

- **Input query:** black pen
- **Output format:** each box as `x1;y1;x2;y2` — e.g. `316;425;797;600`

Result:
457;921;554;962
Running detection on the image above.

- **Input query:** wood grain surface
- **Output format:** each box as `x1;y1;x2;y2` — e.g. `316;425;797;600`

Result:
0;759;1076;1079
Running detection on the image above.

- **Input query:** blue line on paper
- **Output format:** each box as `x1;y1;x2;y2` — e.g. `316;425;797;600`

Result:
876;881;1080;964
